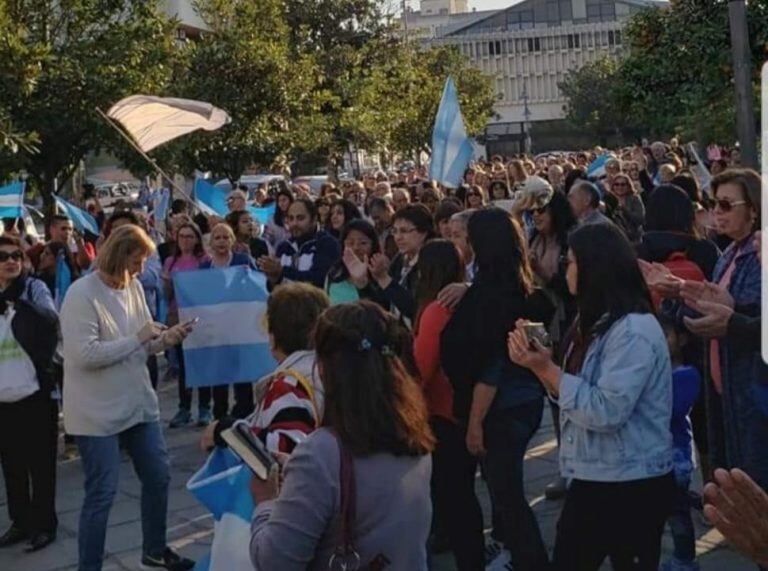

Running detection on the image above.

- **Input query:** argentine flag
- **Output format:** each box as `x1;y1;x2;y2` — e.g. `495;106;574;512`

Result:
193;178;227;216
429;77;474;188
0;181;24;218
586;155;609;179
173;266;277;388
187;447;254;571
54;196;99;235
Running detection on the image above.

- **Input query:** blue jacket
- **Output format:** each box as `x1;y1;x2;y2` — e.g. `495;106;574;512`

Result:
273;229;340;289
670;365;701;481
558;313;674;482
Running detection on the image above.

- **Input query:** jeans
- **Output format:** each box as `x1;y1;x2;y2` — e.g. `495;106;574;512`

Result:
176;345;211;412
0;396;59;534
668;475;695;563
430;416;485;571
552;473;675;571
76;422;170;571
483;399;549;571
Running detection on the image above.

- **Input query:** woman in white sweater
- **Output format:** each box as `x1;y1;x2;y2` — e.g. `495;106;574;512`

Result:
60;225;195;571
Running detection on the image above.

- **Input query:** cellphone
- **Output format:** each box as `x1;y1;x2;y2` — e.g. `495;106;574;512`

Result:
523;322;552;349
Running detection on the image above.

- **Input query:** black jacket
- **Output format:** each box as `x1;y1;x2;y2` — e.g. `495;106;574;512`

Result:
637;231;720;280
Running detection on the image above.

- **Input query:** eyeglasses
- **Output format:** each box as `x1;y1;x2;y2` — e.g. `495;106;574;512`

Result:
714;199;747;213
0;251;23;262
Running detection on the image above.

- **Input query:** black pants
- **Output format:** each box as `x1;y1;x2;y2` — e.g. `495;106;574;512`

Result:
0;396;59;534
431;416;485;571
483;399;549;571
176;345;211;412
211;384;254;420
552;473;675;571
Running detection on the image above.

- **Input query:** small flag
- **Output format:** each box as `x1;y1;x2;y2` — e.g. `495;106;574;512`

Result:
587;155;609;179
173;266;277;388
429;77;474;189
247;203;275;228
54;196;99;235
193;179;228;217
154;187;171;222
54;250;72;311
687;143;712;196
0;181;24;219
187;447;254;571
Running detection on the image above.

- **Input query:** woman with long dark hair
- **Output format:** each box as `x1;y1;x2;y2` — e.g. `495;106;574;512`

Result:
224;210;269;261
264;187;294;249
413;241;484;570
508;223;675;570
327;198;361;239
162;222;212;428
441;208;552;571
35;241;80;298
325;219;388;308
249;301;433;569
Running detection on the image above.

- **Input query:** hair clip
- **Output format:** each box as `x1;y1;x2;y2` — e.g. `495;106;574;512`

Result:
381;345;395;357
359;338;372;351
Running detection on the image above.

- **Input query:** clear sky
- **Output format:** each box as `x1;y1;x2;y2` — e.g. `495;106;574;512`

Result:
471;0;521;11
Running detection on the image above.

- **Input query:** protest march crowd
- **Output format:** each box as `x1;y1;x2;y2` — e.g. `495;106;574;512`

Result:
0;138;766;571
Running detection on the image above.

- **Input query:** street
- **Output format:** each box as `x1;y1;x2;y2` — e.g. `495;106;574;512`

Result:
0;377;755;571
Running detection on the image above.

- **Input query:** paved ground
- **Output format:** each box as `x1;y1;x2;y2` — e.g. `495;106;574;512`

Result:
0;377;755;571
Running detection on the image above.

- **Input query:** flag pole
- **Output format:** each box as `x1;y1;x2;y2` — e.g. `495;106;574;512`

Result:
95;107;201;213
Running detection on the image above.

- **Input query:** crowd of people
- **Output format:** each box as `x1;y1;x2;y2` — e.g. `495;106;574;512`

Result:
0;138;766;571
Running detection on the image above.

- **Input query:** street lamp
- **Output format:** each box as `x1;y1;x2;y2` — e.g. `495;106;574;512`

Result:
521;80;532;155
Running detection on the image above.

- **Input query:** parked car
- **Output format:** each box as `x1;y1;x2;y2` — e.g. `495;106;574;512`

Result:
214;174;287;199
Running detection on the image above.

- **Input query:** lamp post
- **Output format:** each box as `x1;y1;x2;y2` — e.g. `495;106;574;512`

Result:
522;80;532;155
728;0;757;168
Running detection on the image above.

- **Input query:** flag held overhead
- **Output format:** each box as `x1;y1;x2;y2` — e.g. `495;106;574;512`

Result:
429;77;474;189
0;181;24;219
107;95;231;154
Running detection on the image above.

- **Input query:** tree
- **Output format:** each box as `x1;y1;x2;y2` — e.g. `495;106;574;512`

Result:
176;0;326;183
559;56;638;144
343;42;496;163
0;0;181;211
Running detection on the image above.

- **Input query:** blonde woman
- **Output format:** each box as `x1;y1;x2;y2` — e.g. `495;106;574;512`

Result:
61;225;195;571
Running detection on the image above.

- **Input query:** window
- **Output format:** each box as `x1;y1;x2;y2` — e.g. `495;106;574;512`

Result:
567;34;574;49
489;40;503;56
586;0;616;22
608;30;615;45
534;37;541;52
574;34;581;48
615;31;622;45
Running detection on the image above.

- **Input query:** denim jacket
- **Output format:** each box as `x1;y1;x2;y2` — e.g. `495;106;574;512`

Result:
558;313;674;482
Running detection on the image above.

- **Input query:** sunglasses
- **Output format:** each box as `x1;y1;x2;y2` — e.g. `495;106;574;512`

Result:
714;199;747;213
0;251;23;262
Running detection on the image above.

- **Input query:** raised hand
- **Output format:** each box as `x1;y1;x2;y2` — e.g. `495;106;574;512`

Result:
342;247;369;289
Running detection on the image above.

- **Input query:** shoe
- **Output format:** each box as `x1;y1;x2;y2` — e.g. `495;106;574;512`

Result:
24;531;56;552
196;407;213;427
141;547;194;570
169;409;193;428
660;557;700;571
544;476;567;500
0;525;29;548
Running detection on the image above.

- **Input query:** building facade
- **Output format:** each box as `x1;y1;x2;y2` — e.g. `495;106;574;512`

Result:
424;0;664;153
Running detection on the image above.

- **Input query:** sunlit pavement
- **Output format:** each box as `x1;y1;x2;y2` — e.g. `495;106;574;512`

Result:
0;377;754;571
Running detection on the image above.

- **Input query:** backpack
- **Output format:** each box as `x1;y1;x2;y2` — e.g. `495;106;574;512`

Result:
650;251;706;310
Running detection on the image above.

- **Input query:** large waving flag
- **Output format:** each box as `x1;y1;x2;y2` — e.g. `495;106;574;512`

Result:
429;77;474;188
54;196;99;235
248;203;275;228
173;266;277;388
187;448;254;571
0;181;24;218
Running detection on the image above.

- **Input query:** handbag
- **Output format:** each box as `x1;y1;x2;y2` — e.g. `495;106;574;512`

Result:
0;308;40;403
327;432;391;571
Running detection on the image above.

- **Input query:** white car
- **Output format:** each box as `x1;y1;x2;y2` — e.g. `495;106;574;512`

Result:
214;175;286;197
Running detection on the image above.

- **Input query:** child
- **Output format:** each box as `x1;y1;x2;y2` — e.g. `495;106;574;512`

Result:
661;317;702;571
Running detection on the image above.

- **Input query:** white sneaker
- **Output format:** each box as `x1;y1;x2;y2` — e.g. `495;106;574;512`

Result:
486;547;512;571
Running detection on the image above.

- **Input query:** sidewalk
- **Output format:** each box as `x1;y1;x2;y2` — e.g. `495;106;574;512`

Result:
0;379;755;571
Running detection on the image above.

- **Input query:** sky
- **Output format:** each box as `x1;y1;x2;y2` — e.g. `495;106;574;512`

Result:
472;0;520;10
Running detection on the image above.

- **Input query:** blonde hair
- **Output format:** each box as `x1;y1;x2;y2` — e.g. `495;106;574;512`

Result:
93;225;155;284
210;222;236;243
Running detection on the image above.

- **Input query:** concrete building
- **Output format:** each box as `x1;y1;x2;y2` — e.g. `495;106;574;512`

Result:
401;0;498;40
424;0;665;153
161;0;207;38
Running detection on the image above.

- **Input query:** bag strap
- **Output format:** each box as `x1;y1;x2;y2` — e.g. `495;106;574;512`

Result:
328;429;361;571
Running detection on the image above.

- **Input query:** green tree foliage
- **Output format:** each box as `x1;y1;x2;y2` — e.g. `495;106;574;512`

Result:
0;0;181;208
560;0;768;143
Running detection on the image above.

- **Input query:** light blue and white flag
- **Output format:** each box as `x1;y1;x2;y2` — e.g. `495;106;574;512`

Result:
54;196;99;235
193;178;228;216
429;77;474;188
154;187;171;221
0;181;24;219
54;250;72;311
173;266;277;388
587;155;609;179
247;203;275;228
687;143;712;196
187;447;254;571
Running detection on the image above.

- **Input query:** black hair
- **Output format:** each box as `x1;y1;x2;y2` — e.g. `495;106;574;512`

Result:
104;210;139;238
568;223;653;337
274;188;295;227
292;197;318;221
645;184;696;235
392;204;435;238
49;214;71;227
329;199;362;236
171;199;188;215
564;168;587;193
434;200;463;227
488;181;510;199
328;219;381;284
670;174;702;204
368;197;392;213
414;240;464;334
468;207;533;294
225;210;252;240
530;190;577;247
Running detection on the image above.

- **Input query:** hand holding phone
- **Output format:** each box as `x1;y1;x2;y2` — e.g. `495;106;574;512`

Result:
522;322;552;350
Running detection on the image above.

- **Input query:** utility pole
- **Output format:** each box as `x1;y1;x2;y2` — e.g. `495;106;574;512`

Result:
728;0;758;168
522;80;532;155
